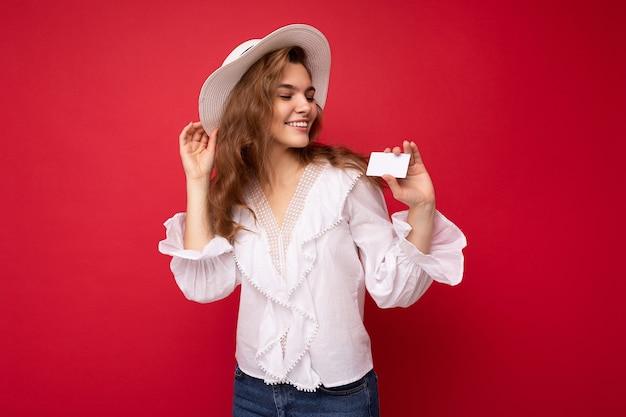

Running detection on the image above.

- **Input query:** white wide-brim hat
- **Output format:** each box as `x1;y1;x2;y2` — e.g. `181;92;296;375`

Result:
199;24;331;133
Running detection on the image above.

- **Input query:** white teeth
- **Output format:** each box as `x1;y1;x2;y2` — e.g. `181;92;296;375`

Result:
286;121;308;128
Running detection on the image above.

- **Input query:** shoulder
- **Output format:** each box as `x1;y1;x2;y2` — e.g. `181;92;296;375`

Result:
312;160;361;187
309;162;382;208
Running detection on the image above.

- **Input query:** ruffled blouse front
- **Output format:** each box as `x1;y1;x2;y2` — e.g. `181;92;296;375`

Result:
159;161;467;391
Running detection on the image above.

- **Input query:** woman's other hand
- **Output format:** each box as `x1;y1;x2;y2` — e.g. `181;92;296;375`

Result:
381;140;436;253
381;140;435;210
179;122;218;182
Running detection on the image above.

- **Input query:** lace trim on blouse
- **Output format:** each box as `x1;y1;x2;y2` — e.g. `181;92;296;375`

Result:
249;163;324;280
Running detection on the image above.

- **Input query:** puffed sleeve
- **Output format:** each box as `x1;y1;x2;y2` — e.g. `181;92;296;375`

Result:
345;178;467;308
158;213;240;303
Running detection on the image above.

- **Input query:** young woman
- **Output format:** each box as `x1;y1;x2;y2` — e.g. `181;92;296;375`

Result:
159;24;466;417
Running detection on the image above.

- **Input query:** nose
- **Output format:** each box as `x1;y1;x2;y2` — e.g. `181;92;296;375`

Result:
295;95;312;115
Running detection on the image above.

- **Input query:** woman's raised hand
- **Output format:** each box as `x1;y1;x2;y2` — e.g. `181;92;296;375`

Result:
382;140;436;253
179;122;218;182
381;140;435;209
179;122;217;247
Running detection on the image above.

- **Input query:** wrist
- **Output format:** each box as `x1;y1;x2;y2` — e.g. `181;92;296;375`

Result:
186;179;210;208
186;176;210;188
408;201;436;217
406;204;435;254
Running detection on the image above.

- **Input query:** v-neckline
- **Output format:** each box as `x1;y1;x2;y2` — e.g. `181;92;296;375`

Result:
263;165;306;230
249;163;324;279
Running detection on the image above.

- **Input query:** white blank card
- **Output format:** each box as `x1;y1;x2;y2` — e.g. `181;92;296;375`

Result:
366;152;410;178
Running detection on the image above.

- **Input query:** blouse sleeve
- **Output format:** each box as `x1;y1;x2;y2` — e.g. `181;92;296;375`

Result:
158;213;240;303
344;178;467;308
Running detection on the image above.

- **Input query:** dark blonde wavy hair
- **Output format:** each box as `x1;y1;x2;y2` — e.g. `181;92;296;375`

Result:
209;46;380;241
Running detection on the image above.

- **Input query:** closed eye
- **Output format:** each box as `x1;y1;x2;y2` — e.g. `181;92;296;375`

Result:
277;84;316;102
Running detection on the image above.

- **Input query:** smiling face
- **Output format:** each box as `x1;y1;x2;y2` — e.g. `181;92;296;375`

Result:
269;62;319;152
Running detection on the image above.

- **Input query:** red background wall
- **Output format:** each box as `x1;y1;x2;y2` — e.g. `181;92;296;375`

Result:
1;0;624;415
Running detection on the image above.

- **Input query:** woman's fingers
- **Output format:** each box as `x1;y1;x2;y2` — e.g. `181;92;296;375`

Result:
179;121;212;151
409;142;425;168
204;128;219;163
207;128;219;149
179;121;194;147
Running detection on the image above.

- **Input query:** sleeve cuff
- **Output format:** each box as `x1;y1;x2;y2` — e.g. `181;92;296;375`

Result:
158;212;233;260
391;210;467;285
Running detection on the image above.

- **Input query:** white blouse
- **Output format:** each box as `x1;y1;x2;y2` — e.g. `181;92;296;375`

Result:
159;161;467;391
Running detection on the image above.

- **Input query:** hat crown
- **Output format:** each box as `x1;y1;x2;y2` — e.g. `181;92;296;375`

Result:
223;39;259;66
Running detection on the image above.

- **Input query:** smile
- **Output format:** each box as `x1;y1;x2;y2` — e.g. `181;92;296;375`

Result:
285;121;308;128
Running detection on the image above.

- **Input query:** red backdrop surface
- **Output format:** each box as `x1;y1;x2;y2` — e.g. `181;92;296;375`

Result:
1;0;624;416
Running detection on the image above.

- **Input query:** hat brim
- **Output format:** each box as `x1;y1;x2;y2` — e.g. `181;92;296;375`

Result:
198;24;331;133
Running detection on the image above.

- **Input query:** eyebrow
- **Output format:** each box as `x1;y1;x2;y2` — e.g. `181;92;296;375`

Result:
277;84;316;94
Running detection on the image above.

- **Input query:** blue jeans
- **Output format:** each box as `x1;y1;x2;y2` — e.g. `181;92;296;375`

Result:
232;365;380;417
